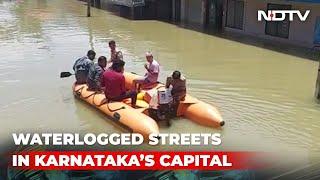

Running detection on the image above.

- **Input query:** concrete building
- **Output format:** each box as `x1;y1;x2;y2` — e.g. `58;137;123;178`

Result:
222;0;320;49
179;0;224;30
180;0;204;25
98;0;174;20
178;0;320;48
86;0;320;49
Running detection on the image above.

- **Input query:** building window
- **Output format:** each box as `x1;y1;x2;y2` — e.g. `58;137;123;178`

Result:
265;4;291;38
226;0;244;30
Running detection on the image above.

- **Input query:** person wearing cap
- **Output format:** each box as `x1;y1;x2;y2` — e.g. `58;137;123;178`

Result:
166;71;187;104
87;56;107;91
101;60;137;108
73;50;96;84
132;51;160;91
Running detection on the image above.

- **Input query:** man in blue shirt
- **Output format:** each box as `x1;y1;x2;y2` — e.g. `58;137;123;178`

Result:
73;50;96;84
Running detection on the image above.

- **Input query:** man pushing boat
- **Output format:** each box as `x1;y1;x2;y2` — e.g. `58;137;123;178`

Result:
108;40;123;64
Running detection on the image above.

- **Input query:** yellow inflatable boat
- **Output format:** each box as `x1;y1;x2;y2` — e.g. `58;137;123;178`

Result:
73;72;224;137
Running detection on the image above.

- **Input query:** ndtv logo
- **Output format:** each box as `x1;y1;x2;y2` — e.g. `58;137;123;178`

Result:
258;10;310;21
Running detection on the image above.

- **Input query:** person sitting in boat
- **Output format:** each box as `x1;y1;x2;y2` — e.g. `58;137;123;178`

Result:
132;51;160;91
102;60;137;108
166;70;187;104
87;56;107;91
73;50;96;84
108;40;123;63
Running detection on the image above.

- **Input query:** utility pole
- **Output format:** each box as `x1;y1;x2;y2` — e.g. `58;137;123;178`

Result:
87;0;91;17
316;61;320;100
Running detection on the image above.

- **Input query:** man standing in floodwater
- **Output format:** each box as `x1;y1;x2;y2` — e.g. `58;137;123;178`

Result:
132;52;160;91
108;40;123;63
73;50;96;84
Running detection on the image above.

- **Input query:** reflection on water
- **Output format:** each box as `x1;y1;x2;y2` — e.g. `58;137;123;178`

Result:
0;0;320;158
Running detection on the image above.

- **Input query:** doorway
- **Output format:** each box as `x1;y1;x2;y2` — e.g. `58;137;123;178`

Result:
206;0;224;30
156;0;173;21
174;0;181;22
265;4;291;39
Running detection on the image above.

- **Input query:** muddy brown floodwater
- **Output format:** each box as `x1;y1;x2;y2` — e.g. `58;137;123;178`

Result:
0;0;319;164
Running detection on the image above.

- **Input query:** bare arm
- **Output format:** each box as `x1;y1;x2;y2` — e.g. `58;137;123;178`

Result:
166;77;172;88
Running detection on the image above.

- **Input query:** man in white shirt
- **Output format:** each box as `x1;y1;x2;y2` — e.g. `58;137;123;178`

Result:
132;52;160;91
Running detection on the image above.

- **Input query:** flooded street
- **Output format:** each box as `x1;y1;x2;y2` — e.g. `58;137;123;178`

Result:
0;0;320;159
